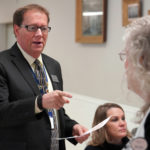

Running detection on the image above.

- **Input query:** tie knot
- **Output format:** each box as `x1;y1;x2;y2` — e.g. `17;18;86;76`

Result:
34;59;43;75
34;59;44;70
34;59;41;66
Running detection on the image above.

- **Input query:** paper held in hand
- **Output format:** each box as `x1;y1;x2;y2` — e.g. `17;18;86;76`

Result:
55;116;111;140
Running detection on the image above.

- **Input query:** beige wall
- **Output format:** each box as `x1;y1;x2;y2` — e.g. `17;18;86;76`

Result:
0;0;150;107
0;24;6;50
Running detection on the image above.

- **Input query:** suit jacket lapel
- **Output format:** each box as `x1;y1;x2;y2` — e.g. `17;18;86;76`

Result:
42;55;60;90
10;43;40;95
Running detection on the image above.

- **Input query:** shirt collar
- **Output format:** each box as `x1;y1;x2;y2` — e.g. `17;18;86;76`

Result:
17;42;43;65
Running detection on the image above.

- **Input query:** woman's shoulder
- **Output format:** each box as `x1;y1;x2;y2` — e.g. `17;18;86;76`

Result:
84;145;104;150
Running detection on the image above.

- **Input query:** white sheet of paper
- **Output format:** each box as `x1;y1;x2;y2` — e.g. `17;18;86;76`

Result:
55;116;111;140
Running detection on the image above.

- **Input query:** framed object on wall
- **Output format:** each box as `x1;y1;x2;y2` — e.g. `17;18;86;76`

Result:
122;0;141;26
75;0;107;44
148;10;150;15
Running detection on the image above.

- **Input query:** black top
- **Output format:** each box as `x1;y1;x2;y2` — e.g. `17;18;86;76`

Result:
84;137;129;150
144;112;150;150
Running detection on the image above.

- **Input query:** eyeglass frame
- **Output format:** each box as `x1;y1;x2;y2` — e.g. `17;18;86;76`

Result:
20;24;51;33
118;51;126;61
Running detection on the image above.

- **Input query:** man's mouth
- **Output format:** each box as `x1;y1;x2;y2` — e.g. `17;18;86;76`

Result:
33;41;43;45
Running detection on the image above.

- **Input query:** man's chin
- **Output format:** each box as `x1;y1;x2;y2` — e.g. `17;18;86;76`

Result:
32;47;44;53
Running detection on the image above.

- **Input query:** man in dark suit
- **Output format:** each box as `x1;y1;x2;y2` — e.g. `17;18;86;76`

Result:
0;4;89;150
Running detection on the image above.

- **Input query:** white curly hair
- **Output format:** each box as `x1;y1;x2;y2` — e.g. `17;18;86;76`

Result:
123;16;150;118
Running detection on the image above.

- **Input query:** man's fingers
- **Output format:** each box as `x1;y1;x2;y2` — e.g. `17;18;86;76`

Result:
56;90;72;98
42;90;72;109
56;90;72;104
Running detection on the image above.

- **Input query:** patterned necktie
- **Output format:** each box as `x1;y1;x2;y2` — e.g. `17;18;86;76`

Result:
34;59;59;150
34;59;48;94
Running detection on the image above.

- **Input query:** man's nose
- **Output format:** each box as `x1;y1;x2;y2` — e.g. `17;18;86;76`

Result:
35;28;42;36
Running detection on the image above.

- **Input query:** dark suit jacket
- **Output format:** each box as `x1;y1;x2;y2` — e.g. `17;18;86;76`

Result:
0;43;77;150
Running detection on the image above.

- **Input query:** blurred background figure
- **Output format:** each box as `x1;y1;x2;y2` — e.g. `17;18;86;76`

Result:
84;103;131;150
119;15;150;150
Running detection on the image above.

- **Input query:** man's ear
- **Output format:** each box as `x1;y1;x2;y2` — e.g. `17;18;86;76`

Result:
13;24;19;37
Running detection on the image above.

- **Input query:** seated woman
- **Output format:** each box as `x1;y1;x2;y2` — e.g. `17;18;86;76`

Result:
84;103;131;150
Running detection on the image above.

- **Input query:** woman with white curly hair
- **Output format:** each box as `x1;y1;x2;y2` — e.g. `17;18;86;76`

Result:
119;16;150;150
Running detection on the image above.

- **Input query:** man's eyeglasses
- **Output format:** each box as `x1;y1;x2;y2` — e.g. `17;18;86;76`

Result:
118;51;126;61
20;25;51;33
